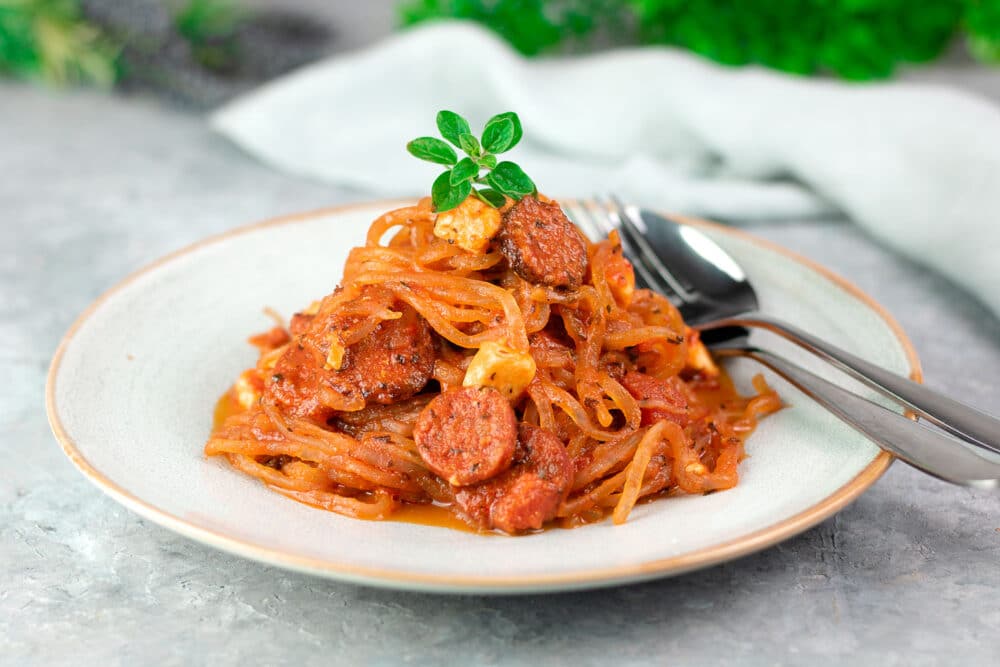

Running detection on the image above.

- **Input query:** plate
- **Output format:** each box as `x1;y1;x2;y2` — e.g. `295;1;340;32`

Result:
46;201;919;594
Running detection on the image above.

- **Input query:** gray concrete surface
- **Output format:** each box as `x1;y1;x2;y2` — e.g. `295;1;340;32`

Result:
3;44;1000;667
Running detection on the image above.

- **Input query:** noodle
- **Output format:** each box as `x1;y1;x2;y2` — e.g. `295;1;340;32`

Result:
205;195;782;533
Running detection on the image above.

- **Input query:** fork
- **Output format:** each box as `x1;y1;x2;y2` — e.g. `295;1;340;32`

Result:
564;197;1000;487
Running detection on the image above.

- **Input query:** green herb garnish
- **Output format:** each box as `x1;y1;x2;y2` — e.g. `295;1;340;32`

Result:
407;110;536;212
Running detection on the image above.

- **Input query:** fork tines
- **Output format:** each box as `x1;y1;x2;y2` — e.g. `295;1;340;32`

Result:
563;197;688;306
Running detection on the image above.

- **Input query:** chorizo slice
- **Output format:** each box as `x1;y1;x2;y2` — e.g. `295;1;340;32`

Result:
413;386;517;486
268;341;334;422
266;295;435;421
498;196;588;289
331;303;435;405
454;423;573;533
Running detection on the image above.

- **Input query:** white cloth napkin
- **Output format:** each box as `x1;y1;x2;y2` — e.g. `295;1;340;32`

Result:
212;21;1000;318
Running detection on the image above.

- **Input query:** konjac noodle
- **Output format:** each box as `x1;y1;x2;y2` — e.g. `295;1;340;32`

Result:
206;110;780;534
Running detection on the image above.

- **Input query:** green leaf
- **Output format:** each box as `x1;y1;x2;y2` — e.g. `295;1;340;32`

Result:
432;171;472;212
436;110;471;147
458;133;481;156
486;161;535;198
479;154;498;169
176;0;245;43
475;188;507;209
481;117;515;153
450;157;478;185
487;111;523;150
407;137;458;165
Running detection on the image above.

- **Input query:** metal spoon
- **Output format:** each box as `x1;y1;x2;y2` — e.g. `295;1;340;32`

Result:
715;336;1000;488
600;200;1000;456
564;198;1000;486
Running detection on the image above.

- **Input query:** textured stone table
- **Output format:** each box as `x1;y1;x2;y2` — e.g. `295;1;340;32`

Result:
3;82;1000;666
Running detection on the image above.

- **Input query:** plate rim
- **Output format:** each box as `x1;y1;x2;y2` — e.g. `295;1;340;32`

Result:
45;200;920;593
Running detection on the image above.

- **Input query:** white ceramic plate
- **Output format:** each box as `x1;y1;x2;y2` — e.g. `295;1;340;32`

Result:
46;201;919;594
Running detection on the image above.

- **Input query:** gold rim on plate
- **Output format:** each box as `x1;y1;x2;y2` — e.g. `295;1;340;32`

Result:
45;200;920;593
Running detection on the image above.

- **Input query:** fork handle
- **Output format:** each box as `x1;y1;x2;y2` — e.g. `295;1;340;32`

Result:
713;345;1000;488
709;314;1000;455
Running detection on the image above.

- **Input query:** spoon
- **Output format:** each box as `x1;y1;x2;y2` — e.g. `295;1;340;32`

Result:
601;200;1000;456
563;198;1000;486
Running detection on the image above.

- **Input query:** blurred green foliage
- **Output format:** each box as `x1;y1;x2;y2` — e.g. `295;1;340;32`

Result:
174;0;243;71
967;0;1000;62
399;0;620;55
399;0;1000;79
0;0;243;86
0;0;117;85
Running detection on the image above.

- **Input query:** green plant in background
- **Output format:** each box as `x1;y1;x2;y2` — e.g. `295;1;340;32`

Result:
0;0;244;86
632;0;964;79
173;0;243;71
967;0;1000;62
399;0;1000;80
0;0;117;86
399;0;618;55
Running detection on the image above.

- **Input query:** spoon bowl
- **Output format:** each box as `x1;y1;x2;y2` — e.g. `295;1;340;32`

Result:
564;197;1000;485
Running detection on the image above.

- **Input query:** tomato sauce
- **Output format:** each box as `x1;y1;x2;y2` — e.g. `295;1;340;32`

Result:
210;367;747;533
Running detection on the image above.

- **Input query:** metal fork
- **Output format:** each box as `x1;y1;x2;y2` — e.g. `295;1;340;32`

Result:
564;197;1000;487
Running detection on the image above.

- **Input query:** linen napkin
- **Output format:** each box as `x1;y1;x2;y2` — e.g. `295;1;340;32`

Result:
211;21;1000;318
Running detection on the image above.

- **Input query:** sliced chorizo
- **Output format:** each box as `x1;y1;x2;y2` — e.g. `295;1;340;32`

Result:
413;386;517;486
266;295;435;421
330;303;435;405
267;340;332;421
498;196;588;289
454;423;573;533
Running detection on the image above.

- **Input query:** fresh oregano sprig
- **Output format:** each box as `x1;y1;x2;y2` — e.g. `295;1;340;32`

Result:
407;110;536;212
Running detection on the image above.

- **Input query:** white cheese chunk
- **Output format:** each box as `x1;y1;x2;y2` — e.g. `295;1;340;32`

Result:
462;341;536;400
433;196;502;253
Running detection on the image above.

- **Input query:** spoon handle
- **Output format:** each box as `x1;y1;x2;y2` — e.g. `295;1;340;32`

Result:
714;345;1000;488
718;314;1000;455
